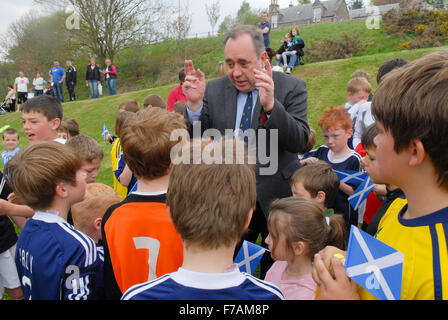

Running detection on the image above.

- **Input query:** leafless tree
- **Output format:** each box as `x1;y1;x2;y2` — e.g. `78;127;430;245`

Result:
34;0;171;62
205;0;221;37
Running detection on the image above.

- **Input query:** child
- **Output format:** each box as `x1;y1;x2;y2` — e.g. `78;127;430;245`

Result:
61;118;80;139
101;108;185;299
290;161;340;213
66;134;103;184
264;197;345;300
6;141;102;300
344;77;371;149
297;126;316;160
1;128;20;168
313;49;448;300
173;100;186;117
20;95;65;144
122;138;284;300
359;124;406;236
301;106;361;230
71;183;121;244
104;111;134;199
143;94;166;109
118;99;140;113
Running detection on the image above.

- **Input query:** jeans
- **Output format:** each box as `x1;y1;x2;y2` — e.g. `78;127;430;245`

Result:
34;90;44;96
287;54;298;69
106;78;117;95
53;82;64;102
88;80;99;98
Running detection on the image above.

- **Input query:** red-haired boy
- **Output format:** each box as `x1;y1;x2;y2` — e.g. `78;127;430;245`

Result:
301;106;361;230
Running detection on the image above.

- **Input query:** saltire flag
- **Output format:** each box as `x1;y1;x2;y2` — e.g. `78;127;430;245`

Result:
234;240;267;275
348;176;375;210
102;124;109;140
345;225;404;300
335;170;368;184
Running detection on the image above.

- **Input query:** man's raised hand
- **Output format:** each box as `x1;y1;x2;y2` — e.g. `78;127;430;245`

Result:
183;60;206;112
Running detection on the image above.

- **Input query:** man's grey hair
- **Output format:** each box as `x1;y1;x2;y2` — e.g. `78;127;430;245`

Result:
224;25;266;58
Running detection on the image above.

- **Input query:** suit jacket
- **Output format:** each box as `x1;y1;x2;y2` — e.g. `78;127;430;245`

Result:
185;72;310;217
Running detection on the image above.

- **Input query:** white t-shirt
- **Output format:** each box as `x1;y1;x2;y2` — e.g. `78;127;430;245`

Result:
33;77;44;90
15;77;29;93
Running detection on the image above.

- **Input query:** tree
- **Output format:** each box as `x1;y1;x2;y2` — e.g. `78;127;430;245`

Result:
236;1;262;25
34;0;171;62
205;0;221;36
297;0;311;4
169;0;193;61
349;0;364;9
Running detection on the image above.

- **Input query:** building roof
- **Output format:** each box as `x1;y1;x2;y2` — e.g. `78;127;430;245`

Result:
349;3;400;18
276;0;343;23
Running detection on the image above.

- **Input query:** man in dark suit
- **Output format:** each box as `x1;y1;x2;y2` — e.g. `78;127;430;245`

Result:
183;25;310;277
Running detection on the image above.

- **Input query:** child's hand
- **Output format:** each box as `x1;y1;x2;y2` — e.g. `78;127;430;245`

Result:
7;192;22;205
300;157;318;165
313;253;359;300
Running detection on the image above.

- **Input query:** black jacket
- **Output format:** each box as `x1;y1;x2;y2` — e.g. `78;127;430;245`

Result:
66;66;77;84
86;64;101;81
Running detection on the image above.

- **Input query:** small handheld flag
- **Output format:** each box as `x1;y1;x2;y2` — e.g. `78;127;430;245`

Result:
348;176;375;210
102;124;109;140
335;170;368;184
345;226;404;300
234;240;267;275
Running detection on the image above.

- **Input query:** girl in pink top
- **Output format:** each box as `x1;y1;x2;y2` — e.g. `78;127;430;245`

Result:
264;197;346;300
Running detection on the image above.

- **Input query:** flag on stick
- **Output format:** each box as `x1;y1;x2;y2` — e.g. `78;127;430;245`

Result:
234;240;267;275
345;225;404;300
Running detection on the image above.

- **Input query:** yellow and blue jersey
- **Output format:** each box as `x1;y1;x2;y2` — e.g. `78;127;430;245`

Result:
359;197;448;300
110;138;127;199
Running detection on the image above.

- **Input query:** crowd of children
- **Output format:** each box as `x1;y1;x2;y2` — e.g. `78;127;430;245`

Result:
0;48;447;301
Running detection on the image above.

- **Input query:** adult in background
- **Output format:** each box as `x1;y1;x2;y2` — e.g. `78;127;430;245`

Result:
166;69;187;112
32;72;45;97
85;58;101;99
104;59;117;96
50;60;66;103
14;71;29;111
182;25;310;278
3;85;16;112
66;60;77;101
258;12;271;49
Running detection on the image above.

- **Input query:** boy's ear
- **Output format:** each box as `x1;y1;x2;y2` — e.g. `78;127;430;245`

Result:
316;191;326;205
347;128;353;139
50;118;61;130
93;217;102;232
408;138;426;167
55;182;69;199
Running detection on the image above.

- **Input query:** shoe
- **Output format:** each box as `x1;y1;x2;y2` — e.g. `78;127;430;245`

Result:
286;68;291;74
299;61;305;65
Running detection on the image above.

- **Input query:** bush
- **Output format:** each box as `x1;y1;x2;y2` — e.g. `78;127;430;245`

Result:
383;8;448;49
305;33;366;62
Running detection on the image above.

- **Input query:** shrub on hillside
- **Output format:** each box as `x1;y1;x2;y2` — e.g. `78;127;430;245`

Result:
305;33;366;62
382;8;448;49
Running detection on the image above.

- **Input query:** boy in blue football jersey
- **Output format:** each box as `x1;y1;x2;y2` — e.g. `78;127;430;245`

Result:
122;139;284;300
6;141;102;300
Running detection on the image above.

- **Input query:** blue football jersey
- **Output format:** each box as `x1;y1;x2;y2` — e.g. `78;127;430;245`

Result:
121;267;284;300
15;211;102;300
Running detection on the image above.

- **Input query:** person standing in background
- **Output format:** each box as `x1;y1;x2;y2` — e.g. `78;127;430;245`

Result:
258;12;271;49
86;58;101;99
66;60;77;101
32;72;45;97
104;59;117;96
14;71;29;111
50;61;66;103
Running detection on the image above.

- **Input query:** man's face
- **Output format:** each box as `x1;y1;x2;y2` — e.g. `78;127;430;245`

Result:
66;60;72;67
22;111;60;142
19;72;24;78
224;33;265;93
262;13;268;22
54;61;59;67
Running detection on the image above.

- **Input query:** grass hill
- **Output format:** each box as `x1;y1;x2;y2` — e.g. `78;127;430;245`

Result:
56;19;416;101
0;45;443;189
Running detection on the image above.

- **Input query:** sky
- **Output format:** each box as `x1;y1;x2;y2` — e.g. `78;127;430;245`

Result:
0;0;296;38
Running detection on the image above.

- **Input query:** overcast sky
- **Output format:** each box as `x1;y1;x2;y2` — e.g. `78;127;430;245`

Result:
0;0;296;37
